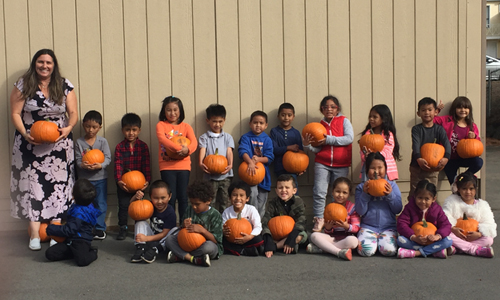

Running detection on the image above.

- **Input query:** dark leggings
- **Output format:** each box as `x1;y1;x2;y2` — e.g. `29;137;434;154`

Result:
443;157;483;184
45;240;97;267
161;170;190;221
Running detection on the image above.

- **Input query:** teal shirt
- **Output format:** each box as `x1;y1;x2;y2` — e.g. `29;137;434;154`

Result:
182;206;224;257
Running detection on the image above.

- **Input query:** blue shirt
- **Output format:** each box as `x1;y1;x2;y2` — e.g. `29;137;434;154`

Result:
238;131;274;191
270;126;303;174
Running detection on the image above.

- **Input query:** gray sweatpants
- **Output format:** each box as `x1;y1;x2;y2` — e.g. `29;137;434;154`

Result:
134;220;174;251
165;227;219;259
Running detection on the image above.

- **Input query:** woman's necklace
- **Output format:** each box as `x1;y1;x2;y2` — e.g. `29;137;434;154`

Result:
39;81;50;89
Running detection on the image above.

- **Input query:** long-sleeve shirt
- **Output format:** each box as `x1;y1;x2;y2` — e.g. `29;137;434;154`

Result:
270;126;303;175
360;130;398;180
222;204;262;236
238;131;274;191
182;206;224;257
323;200;360;236
410;123;451;167
261;195;306;236
114;138;151;182
75;136;112;181
434;115;481;160
156;121;198;171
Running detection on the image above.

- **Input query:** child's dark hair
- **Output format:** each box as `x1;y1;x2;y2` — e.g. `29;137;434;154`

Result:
121;113;142;128
414;180;437;198
449;96;475;130
159;96;185;123
417;97;437;110
206;104;226;119
72;178;97;206
149;180;171;197
187;180;214;203
365;152;387;175
83;110;103;126
250;110;268;123
278;103;295;115
319;95;341;112
228;181;251;198
455;172;478;197
277;174;296;188
332;177;353;195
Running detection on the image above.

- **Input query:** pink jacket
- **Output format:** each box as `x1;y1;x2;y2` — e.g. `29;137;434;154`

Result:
434;115;480;142
360;130;398;180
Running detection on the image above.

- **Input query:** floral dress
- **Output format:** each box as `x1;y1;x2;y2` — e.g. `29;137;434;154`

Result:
10;78;75;222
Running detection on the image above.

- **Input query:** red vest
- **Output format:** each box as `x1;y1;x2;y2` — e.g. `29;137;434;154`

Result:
315;116;352;167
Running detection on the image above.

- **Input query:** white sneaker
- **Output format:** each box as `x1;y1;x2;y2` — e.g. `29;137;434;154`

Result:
49;239;57;247
306;243;323;254
29;238;41;251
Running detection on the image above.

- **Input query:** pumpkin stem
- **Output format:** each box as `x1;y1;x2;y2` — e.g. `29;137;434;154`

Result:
215;148;219;155
433;138;437;144
462;212;468;221
422;219;428;228
369;128;375;135
374;172;378;180
237;212;242;220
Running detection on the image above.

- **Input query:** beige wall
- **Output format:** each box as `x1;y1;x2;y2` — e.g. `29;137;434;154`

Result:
1;0;486;231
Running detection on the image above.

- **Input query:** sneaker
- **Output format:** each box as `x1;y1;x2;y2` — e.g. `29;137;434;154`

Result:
142;247;158;263
116;226;127;240
49;239;57;247
192;254;211;267
241;246;259;256
94;230;106;240
475;246;494;258
397;248;415;259
307;243;323;254
131;244;145;263
338;249;352;261
312;217;325;232
167;251;182;263
432;249;447;259
446;246;456;256
29;238;41;251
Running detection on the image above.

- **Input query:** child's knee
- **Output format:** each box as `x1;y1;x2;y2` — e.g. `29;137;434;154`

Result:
357;241;377;257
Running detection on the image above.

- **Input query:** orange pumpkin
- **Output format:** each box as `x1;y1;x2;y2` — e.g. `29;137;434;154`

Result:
268;215;295;241
420;140;445;169
359;129;385;153
178;227;207;252
323;203;348;222
165;136;191;159
28;222;50;242
203;148;228;174
411;218;437;245
455;213;479;232
30;120;60;143
48;221;66;243
121;170;146;192
302;122;327;147
128;199;154;221
224;212;253;243
456;139;483;159
82;149;105;164
366;172;388;197
238;162;266;186
282;150;309;174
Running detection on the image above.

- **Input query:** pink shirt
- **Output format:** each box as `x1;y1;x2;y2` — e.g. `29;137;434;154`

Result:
360;130;398;180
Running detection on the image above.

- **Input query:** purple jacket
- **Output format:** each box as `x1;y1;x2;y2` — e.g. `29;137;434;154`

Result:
397;197;451;239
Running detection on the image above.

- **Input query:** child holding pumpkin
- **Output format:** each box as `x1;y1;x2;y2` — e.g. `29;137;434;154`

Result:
302;95;353;232
355;152;402;257
222;181;264;256
115;113;151;240
442;172;496;258
165;180;223;267
397;180;453;259
435;97;483;185
130;180;176;263
359;104;400;181
198;104;234;213
307;177;360;261
75;110;112;240
261;174;307;258
157;96;198;221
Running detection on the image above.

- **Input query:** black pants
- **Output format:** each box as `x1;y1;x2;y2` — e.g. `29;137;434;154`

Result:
223;235;263;256
45;240;97;267
116;183;134;226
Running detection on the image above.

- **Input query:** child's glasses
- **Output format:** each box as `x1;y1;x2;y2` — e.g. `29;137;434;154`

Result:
322;105;338;110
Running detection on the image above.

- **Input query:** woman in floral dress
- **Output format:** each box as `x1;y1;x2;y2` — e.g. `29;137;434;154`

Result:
10;49;78;251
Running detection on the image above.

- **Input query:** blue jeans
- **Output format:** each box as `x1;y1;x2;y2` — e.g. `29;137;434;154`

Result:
397;235;453;257
161;170;190;221
312;163;349;218
443;157;483;184
91;179;108;231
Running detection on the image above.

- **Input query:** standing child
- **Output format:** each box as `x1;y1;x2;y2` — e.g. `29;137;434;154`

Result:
435;97;483;184
408;97;451;199
166;180;223;267
303;95;353;232
74;110;112;240
199;104;234;213
130;180;176;264
222;181;264;256
270;103;304;190
359;104;400;181
238;110;274;218
45;179;101;267
157;96;198;221
355;152;402;257
114;113;151;240
261;175;307;258
307;177;360;261
442;172;496;258
397;180;453;259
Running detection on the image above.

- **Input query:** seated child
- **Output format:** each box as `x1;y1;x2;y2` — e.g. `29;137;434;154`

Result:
45;179;101;267
307;177;360;261
397;180;453;258
165;180;223;267
443;172;496;258
222;181;264;256
130;180;176;264
261;174;307;257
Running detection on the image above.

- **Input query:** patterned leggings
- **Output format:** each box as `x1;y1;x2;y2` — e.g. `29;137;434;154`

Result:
357;228;398;257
